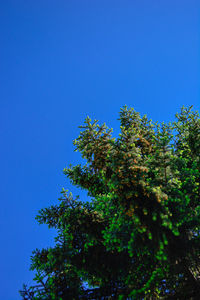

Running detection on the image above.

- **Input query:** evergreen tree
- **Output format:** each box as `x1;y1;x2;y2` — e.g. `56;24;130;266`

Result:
20;106;200;299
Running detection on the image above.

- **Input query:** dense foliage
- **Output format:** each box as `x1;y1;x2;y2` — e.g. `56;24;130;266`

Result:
20;106;200;299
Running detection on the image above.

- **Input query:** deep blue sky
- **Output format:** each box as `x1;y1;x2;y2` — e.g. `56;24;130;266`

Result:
0;1;199;299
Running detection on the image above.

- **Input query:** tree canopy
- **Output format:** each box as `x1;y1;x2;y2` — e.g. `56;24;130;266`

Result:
20;105;200;299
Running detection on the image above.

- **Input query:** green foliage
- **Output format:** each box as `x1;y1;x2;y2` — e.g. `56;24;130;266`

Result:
20;105;200;299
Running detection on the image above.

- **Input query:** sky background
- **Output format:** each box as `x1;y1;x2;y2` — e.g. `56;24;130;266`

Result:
0;1;199;299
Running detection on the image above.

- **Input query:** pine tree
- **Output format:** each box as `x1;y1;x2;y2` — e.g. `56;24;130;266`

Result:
20;105;200;299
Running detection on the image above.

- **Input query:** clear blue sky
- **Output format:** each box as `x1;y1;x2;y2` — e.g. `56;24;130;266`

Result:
0;1;199;299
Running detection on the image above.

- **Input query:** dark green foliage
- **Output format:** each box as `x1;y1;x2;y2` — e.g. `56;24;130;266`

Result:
20;106;200;299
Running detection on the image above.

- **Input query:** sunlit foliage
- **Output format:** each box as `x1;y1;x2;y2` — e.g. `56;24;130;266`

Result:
20;106;200;299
